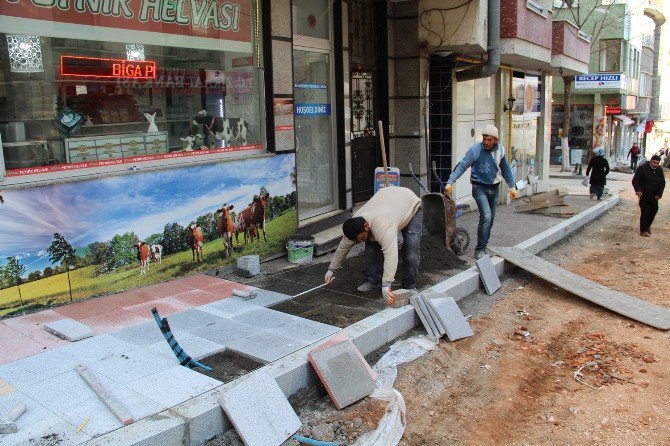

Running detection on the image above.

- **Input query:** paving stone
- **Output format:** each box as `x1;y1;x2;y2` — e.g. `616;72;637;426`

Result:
198;299;259;318
0;349;80;389
419;294;447;337
145;333;225;362
226;332;308;363
43;318;94;342
233;289;292;307
56;334;136;365
129;365;222;409
410;295;438;338
415;294;442;337
190;319;258;345
390;289;412;308
267;318;340;344
111;321;189;346
161;309;226;333
476;254;502;295
308;339;376;410
218;370;301;446
232;307;299;329
423;293;474;341
89;347;178;386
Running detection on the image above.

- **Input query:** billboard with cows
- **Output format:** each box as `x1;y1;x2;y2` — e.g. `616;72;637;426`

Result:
0;154;297;314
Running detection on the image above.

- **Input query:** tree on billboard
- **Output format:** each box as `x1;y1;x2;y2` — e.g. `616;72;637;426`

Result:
1;257;26;305
47;233;77;302
162;222;188;255
107;232;138;270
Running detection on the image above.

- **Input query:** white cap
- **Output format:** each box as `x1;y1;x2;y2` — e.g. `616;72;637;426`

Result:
481;124;499;140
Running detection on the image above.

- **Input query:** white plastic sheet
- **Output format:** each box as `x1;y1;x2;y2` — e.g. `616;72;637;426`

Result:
353;336;437;446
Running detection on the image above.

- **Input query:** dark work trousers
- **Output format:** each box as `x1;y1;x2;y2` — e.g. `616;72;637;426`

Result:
472;183;500;252
363;207;423;289
631;156;639;171
639;194;659;233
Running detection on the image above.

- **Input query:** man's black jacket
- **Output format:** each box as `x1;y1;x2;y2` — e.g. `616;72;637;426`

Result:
632;162;665;198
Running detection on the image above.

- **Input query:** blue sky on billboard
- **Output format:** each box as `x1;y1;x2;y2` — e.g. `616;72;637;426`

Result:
0;155;295;272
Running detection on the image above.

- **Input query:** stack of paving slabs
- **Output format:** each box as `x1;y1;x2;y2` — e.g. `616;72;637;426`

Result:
236;255;261;277
410;292;473;341
513;188;576;218
307;332;377;410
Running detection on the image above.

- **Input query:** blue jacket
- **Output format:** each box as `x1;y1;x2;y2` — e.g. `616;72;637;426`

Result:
447;142;516;188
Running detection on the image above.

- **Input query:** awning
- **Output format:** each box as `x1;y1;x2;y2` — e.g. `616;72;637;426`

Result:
613;115;635;126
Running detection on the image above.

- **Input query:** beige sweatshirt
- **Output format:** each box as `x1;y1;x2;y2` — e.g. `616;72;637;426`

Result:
328;187;421;286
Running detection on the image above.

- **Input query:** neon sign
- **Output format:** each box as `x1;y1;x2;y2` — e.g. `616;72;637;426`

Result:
60;56;157;79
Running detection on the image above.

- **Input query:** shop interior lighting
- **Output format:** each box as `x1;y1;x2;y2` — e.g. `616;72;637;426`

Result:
126;44;145;61
6;34;44;73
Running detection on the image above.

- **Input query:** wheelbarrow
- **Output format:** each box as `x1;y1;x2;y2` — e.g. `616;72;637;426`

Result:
408;163;470;255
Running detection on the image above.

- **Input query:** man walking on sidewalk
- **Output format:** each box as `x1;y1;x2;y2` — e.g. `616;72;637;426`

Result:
628;143;641;171
632;155;665;237
324;186;422;305
444;124;517;259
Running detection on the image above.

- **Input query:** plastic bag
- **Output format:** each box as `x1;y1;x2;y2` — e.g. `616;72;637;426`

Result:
352;336;437;446
582;175;589;187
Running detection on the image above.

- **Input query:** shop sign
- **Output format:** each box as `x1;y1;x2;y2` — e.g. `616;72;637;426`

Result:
575;74;625;89
294;83;327;89
294;103;330;116
605;106;622;115
61;56;157;79
0;0;251;51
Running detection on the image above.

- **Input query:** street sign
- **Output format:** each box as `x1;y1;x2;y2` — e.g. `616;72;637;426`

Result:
374;167;400;193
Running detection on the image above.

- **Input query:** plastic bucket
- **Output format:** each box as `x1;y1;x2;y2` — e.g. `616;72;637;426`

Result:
286;236;315;264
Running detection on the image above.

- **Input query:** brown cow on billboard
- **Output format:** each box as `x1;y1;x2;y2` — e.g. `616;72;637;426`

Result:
234;189;270;246
133;242;151;274
216;203;235;258
187;223;204;262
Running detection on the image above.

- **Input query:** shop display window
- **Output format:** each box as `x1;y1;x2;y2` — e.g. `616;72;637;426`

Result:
0;3;264;179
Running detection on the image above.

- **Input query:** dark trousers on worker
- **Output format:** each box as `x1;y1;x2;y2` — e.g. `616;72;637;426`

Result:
472;183;500;253
364;208;423;289
639;194;659;234
631;156;639;171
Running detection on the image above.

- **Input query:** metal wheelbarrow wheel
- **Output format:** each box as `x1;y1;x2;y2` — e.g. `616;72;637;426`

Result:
449;227;470;254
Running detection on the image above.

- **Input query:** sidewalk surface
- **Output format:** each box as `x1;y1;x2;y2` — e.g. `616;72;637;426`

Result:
0;168;632;444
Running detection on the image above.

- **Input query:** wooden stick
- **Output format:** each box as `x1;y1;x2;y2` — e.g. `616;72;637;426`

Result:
377;120;390;187
75;364;134;426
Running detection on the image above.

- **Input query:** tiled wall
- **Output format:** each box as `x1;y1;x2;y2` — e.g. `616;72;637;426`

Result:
428;55;454;193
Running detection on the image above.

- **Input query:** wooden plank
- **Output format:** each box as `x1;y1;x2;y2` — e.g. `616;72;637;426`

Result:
75;364;135;425
530;206;577;217
528;188;568;202
514;197;566;212
490;246;670;330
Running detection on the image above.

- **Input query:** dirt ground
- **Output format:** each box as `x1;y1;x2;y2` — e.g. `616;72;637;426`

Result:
208;175;670;446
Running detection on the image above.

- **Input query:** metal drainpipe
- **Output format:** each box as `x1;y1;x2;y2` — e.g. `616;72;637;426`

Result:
455;0;500;82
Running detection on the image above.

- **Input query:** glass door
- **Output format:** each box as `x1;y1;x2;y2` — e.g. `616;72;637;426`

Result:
293;47;336;219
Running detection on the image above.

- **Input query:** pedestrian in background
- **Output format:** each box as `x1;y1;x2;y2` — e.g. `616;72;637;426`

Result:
444;124;517;259
632;155;665;237
628;143;640;171
586;148;610;201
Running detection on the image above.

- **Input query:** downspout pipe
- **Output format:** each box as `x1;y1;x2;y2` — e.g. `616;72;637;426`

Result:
455;0;500;82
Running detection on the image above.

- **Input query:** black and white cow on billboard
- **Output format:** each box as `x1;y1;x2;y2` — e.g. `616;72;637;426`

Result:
192;110;248;148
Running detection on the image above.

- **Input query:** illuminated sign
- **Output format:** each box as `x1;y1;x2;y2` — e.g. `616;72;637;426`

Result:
61;56;157;79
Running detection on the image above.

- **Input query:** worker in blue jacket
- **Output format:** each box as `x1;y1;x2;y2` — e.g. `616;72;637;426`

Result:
444;124;517;259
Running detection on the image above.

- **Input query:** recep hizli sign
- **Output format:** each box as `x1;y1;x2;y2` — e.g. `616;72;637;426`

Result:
574;74;625;90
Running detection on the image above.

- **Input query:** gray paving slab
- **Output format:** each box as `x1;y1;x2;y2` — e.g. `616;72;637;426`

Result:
233;289;292;307
128;365;221;409
232;307;299;329
44;318;94;341
190;319;258;346
0;407;90;445
0;348;81;389
162;309;227;333
415;294;442;337
89;347;178;386
409;295;438;338
476;254;502;295
419;294;446;337
226;332;308;363
218;370;301;446
145;332;225;362
308;340;376;409
0;390;66;443
423;293;474;341
55;334;136;365
111;321;190;346
197;299;259;319
267;318;340;344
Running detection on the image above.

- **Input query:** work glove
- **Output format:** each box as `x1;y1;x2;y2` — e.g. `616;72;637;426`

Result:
324;269;335;285
382;286;396;305
509;189;517;200
444;184;453;196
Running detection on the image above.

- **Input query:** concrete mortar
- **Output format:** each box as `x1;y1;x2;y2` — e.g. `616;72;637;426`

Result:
84;195;620;446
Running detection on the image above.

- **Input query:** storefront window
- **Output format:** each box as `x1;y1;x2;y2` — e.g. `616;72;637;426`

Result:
510;74;541;181
0;0;264;179
599;39;622;72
